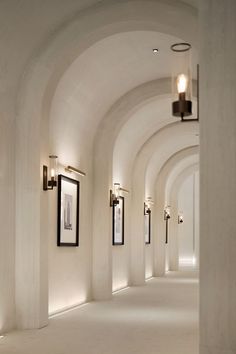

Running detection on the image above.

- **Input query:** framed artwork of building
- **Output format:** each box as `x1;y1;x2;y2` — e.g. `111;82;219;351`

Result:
145;213;151;244
57;175;79;246
112;196;124;245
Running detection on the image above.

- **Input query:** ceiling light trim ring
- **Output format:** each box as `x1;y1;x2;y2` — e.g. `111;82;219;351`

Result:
171;42;191;52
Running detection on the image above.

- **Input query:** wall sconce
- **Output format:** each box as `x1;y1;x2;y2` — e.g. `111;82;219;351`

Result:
178;213;184;224
144;197;154;215
65;165;86;177
144;202;151;215
171;43;199;121
43;155;58;191
110;183;120;207
164;205;171;220
110;183;130;207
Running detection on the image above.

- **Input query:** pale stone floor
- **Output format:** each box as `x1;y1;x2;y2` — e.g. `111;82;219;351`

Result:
0;270;199;354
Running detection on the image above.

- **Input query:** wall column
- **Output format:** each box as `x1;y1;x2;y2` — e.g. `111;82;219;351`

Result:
154;194;166;277
130;170;145;286
169;200;179;271
15;86;49;329
200;1;236;353
92;141;113;300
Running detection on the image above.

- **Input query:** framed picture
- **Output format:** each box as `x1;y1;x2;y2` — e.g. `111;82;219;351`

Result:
112;196;124;245
57;174;79;246
145;213;151;244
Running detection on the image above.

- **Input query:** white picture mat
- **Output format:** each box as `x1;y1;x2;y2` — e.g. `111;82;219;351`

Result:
114;199;123;244
145;214;150;243
60;179;78;243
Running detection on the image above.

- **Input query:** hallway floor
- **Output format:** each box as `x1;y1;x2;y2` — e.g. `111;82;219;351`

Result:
0;271;198;354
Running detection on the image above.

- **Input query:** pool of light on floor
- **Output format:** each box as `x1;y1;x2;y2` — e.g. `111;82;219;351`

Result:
49;302;89;319
113;286;130;294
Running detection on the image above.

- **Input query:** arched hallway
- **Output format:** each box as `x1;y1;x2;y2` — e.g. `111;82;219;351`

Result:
0;270;198;354
0;1;236;354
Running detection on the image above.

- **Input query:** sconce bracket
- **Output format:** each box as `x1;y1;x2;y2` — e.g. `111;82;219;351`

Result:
110;190;119;207
144;203;151;215
48;179;57;188
164;212;171;220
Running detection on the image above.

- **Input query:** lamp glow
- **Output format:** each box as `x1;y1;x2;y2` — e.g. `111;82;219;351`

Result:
177;74;188;94
110;183;120;207
65;165;86;176
43;155;58;191
114;183;120;199
170;42;198;120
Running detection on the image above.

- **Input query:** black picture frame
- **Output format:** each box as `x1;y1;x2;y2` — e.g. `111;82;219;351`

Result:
112;196;124;245
57;174;79;247
145;213;151;244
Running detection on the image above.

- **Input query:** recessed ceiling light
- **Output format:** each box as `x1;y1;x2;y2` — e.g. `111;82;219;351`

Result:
152;48;159;53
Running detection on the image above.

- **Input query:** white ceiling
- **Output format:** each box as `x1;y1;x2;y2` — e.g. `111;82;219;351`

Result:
0;0;199;179
50;30;198;150
0;0;198;103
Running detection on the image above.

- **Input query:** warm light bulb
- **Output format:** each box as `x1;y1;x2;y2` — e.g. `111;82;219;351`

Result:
177;74;188;93
114;183;120;198
51;168;55;178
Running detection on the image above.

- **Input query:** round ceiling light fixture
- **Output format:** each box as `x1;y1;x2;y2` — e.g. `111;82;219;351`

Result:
152;48;159;53
171;42;191;52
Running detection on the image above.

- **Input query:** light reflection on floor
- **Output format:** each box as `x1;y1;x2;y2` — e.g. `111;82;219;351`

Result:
0;270;198;354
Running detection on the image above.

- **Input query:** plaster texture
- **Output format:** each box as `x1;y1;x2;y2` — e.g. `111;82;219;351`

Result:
0;271;199;354
167;164;199;272
178;173;199;268
154;147;199;276
11;0;197;318
0;0;200;333
200;0;236;353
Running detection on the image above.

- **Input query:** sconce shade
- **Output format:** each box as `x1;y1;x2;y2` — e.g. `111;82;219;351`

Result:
43;155;58;191
144;202;151;215
144;197;154;215
178;213;184;224
110;183;120;207
171;42;198;121
164;206;171;220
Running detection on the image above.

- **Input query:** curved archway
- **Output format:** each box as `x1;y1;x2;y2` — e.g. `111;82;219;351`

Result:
129;122;198;285
15;0;198;329
150;146;199;276
168;164;199;271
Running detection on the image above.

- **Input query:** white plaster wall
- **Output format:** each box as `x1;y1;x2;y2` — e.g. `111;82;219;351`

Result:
154;148;198;276
11;0;198;326
48;96;93;314
112;246;129;292
178;172;199;268
0;0;198;330
145;245;153;279
194;171;199;268
0;106;15;333
200;1;236;352
112;195;130;292
145;212;154;279
48;167;93;315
